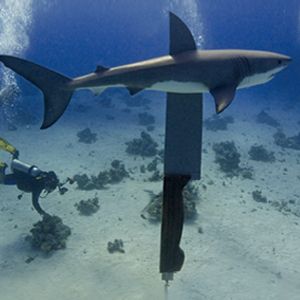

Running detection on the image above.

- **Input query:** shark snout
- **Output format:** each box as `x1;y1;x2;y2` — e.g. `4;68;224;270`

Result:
279;55;292;66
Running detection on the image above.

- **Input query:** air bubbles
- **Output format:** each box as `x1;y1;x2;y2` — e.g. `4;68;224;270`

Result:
168;0;205;48
0;0;33;122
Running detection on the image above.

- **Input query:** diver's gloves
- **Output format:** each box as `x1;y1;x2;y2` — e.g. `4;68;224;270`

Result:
0;137;19;158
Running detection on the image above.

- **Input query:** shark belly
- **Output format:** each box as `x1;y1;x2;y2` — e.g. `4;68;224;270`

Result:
146;80;209;93
237;69;276;89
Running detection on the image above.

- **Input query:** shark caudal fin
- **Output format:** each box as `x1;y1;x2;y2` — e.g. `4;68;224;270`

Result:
0;55;73;129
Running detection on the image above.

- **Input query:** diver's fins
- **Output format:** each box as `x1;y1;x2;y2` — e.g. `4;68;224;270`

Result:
0;137;18;156
0;55;73;129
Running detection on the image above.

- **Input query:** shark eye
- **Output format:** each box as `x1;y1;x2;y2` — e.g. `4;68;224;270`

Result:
278;60;282;65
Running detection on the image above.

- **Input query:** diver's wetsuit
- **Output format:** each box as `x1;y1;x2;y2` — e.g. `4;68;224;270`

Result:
6;170;47;215
1;165;58;215
0;137;59;215
0;137;61;215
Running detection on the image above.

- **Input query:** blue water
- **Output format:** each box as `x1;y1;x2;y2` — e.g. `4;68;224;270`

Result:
1;1;300;299
5;0;298;106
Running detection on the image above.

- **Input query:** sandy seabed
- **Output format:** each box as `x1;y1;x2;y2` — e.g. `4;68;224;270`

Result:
0;91;300;300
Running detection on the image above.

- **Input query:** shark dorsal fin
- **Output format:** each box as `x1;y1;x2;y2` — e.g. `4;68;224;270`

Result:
95;65;109;73
169;12;197;56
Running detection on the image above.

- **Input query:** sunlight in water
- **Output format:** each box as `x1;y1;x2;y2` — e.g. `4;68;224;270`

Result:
0;0;33;123
0;0;33;89
168;0;204;48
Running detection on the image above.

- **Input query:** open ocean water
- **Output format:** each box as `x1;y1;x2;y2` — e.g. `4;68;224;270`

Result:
0;1;300;299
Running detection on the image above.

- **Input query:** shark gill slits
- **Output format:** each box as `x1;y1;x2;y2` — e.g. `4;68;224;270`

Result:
239;56;251;77
232;58;241;79
236;57;247;79
244;57;252;75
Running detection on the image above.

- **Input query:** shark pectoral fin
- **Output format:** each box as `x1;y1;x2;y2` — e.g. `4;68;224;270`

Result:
169;12;197;55
127;87;144;96
210;85;237;114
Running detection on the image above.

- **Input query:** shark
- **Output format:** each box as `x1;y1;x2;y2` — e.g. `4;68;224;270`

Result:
0;12;291;129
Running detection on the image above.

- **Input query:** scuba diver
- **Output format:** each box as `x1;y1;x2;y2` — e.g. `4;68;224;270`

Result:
0;137;66;215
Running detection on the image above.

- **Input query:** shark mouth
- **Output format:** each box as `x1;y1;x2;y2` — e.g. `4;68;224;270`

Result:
270;65;287;77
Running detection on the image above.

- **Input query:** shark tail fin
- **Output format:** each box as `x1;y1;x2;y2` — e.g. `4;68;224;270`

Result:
0;55;74;129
